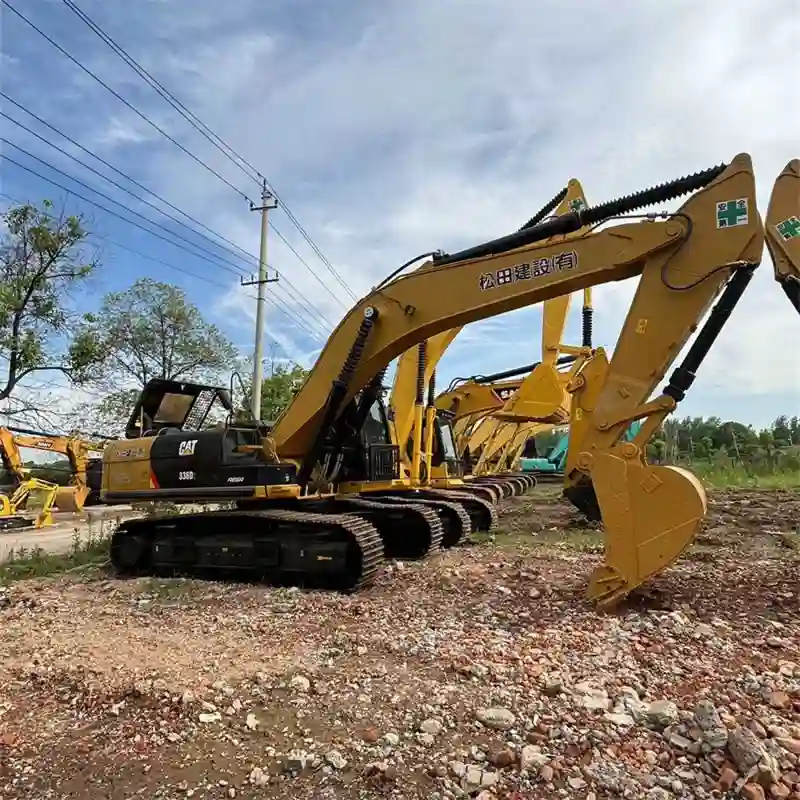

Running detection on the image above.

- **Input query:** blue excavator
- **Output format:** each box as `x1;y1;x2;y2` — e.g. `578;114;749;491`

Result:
520;420;643;477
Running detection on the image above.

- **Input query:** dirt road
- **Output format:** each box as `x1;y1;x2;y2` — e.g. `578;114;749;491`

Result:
0;487;798;799
0;505;135;562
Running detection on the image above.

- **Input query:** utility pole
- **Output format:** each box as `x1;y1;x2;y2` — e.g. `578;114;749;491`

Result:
242;180;278;420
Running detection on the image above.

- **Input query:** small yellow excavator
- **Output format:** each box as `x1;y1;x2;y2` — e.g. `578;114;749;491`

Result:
100;154;790;608
0;475;59;530
0;426;105;512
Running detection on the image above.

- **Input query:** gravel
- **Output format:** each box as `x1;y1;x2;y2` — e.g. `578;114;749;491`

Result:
0;486;798;799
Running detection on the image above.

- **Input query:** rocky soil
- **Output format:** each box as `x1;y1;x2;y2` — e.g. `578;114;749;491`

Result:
0;486;798;800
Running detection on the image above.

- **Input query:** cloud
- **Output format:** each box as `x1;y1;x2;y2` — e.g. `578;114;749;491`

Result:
2;0;798;430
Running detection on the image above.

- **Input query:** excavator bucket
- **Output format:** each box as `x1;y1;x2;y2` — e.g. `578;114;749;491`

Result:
587;454;707;608
55;485;89;513
493;363;566;423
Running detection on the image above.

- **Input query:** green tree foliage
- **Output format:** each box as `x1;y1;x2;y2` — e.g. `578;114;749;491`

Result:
0;200;101;416
76;278;238;435
236;359;309;422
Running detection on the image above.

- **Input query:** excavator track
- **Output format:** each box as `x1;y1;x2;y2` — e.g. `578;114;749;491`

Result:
421;488;498;533
451;481;502;504
368;494;472;548
326;496;444;559
468;477;515;499
109;508;384;593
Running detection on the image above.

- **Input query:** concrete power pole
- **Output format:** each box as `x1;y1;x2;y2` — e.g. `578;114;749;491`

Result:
243;180;278;420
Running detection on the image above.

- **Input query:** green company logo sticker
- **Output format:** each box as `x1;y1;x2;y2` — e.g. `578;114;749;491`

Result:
776;216;800;241
569;198;586;212
716;198;749;229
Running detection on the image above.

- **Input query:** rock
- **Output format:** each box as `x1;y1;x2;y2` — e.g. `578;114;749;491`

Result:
730;727;768;772
326;750;347;770
481;771;498;788
245;713;258;731
669;733;693;751
541;675;564;696
248;767;268;787
742;784;766;800
450;761;467;778
520;745;549;771
577;685;611;712
362;727;379;743
768;691;791;710
420;718;442;736
605;712;635;727
757;754;781;787
645;700;679;729
198;712;221;724
540;764;554;782
417;732;434;747
383;732;400;746
716;766;737;791
694;700;723;731
770;784;791;799
777;738;800;756
490;749;515;768
290;674;311;693
568;777;588;790
466;767;483;787
475;707;516;730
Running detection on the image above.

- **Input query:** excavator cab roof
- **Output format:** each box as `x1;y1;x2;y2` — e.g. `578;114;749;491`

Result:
125;378;234;440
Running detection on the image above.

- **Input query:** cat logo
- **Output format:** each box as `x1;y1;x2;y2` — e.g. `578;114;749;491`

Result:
178;439;198;456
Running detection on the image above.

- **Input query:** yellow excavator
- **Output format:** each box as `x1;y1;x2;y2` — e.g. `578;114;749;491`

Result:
391;179;593;502
0;476;59;530
101;154;792;607
0;426;105;512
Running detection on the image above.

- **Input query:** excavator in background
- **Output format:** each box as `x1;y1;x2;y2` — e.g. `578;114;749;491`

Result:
385;180;588;504
0;426;104;513
101;154;779;608
520;420;643;480
391;179;595;502
0;477;59;530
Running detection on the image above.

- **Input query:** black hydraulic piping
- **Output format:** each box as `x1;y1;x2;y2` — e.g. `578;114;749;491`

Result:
432;163;728;267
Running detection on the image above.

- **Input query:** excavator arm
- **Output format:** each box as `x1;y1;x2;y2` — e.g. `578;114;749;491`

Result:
274;155;762;464
765;159;800;313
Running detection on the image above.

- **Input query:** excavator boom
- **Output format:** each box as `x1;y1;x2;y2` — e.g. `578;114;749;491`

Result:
765;159;800;313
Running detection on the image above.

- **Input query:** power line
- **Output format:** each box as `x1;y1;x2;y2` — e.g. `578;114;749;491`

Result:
1;139;252;276
59;0;263;188
0;91;263;269
56;0;360;303
0;176;326;342
0;93;339;333
2;112;255;274
1;0;254;204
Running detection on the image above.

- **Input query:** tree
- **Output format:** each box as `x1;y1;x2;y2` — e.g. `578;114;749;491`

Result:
236;359;309;422
0;200;101;421
76;278;239;435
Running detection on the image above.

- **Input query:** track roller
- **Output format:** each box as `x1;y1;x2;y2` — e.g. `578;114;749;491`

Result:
110;507;385;593
369;494;471;548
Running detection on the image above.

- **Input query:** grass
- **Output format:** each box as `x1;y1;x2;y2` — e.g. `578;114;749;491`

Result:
692;462;800;490
0;528;110;585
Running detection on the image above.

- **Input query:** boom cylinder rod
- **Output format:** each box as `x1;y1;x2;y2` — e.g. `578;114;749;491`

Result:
664;265;756;402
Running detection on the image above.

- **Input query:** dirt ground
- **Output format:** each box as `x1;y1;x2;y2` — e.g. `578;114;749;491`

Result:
0;487;798;800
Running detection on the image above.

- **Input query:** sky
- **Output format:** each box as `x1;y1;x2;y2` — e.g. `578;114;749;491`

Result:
1;0;799;435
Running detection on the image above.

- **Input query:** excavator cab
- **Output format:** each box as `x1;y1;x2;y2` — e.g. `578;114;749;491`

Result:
326;394;400;484
125;378;234;439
